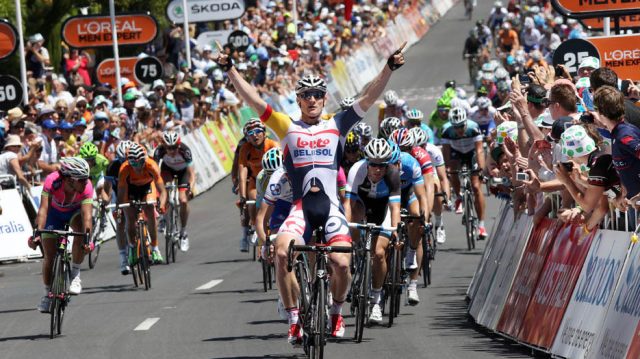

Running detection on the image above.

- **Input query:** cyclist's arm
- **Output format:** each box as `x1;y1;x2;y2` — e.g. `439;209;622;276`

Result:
442;143;452;168
117;168;129;204
436;165;451;199
150;162;167;210
358;62;397;112
423;175;435;221
256;202;272;244
186;165;196;193
35;192;51;231
103;179;113;199
475;140;485;170
239;165;248;200
81;201;93;234
226;66;268;117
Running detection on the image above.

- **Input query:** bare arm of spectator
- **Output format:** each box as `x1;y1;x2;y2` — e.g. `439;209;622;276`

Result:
554;161;603;213
9;156;30;192
38;160;59;174
510;83;544;141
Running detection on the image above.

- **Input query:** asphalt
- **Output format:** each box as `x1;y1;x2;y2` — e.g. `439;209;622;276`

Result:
0;2;537;358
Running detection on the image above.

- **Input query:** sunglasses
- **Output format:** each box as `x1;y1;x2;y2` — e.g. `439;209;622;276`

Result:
368;162;388;168
246;129;264;137
130;159;145;168
70;178;88;186
167;145;179;150
300;91;325;100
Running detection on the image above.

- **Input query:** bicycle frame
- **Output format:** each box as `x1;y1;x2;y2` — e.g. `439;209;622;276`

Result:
119;200;155;289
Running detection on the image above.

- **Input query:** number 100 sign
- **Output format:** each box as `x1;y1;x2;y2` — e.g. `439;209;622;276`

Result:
0;75;23;111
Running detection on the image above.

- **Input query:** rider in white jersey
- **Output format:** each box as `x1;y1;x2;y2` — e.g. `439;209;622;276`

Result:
217;41;407;345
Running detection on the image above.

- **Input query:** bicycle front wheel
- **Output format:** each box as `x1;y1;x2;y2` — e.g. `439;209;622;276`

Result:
49;253;63;339
88;225;102;269
355;249;371;342
388;248;400;328
312;280;326;359
464;191;476;250
138;225;151;290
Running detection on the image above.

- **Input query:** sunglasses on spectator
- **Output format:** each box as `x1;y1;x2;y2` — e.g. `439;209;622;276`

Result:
56;106;68;111
368;162;388;168
300;91;325;100
246;129;264;136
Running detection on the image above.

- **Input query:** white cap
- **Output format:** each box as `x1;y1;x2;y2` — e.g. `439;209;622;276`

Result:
578;56;600;70
134;98;150;109
152;79;166;90
202;44;212;52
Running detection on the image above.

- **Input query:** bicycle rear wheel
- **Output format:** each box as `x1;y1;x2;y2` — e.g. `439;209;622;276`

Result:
138;225;151;290
421;231;430;288
164;210;173;265
261;257;269;292
295;259;311;315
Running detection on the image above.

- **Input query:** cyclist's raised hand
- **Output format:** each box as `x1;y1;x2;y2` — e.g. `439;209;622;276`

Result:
214;41;233;71
387;41;407;71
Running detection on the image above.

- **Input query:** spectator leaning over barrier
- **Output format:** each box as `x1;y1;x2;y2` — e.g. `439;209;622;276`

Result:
38;118;60;176
590;67;640;130
0;135;31;192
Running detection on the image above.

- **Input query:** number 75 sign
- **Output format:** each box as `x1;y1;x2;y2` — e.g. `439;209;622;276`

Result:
96;56;163;88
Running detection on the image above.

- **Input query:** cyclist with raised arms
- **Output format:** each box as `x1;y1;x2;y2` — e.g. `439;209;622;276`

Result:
30;157;93;311
78;142;110;203
387;137;430;305
104;140;134;274
153;131;195;252
344;138;401;325
237;119;279;252
410;127;451;244
441;107;488;239
216;40;406;344
118;143;168;264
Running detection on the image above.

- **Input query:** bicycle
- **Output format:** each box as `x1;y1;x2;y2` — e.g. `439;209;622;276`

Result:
164;177;190;264
118;200;156;290
451;165;481;250
348;222;396;342
88;199;116;269
380;221;406;328
240;199;258;260
261;234;276;292
34;227;88;339
400;212;435;288
287;229;352;359
464;53;480;88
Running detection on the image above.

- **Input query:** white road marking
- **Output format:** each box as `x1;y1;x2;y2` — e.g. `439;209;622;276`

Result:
196;279;223;291
134;317;160;331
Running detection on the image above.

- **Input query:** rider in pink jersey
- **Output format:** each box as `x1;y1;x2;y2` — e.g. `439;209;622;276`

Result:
217;40;407;344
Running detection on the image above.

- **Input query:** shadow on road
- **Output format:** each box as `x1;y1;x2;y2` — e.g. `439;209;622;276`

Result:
0;334;50;342
82;284;138;294
199;258;253;265
430;297;547;358
241;298;277;304
203;333;286;342
212;354;305;359
193;288;263;295
0;308;34;315
246;319;284;325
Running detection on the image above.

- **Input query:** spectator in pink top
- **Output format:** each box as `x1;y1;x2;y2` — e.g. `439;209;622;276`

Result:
65;49;92;87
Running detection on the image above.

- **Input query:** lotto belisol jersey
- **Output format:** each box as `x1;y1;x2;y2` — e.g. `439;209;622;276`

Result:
259;103;363;204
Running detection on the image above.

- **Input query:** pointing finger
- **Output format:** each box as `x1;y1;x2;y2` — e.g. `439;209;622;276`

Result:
397;41;407;53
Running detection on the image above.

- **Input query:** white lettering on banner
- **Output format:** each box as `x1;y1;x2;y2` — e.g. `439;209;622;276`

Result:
512;252;546;296
614;253;640;316
534;261;574;308
551;230;631;359
597;328;628;359
604;49;640;62
76;20;142;35
0;189;35;261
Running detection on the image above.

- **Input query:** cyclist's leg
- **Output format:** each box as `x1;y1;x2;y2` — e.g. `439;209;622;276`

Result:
40;208;72;293
247;177;258;226
178;170;190;231
406;197;422;281
448;158;462;198
69;212;87;266
348;198;365;243
370;205;391;317
472;174;486;221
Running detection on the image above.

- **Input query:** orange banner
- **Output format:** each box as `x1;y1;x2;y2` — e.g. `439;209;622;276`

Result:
589;34;640;81
582;15;640;30
0;21;17;60
62;14;157;48
555;0;640;14
96;57;138;88
517;224;597;349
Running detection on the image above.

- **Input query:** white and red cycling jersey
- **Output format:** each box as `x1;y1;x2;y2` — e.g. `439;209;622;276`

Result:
409;146;434;176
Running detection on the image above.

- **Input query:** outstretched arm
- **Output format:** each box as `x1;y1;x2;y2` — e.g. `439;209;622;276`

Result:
357;42;407;112
215;41;267;116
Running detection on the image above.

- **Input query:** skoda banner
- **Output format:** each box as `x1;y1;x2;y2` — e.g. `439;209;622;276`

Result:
166;0;246;24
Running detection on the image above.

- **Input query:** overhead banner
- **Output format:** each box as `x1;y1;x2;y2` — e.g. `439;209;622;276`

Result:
0;189;36;261
587;241;640;359
62;14;158;48
166;0;246;24
518;224;597;349
497;218;561;337
96;57;138;88
551;230;630;359
589;34;640;82
552;0;640;18
478;215;534;330
0;19;17;61
581;16;640;31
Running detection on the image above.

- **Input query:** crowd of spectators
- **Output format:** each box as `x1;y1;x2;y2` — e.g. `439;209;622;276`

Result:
453;0;640;231
0;0;413;188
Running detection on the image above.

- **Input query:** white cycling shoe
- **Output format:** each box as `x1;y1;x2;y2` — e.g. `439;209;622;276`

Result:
436;226;446;244
69;276;82;295
405;248;418;270
407;287;420;306
368;304;383;325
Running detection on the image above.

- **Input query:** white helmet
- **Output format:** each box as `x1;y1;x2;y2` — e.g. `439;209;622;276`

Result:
477;97;492;109
163;131;180;146
364;138;392;163
409;127;428;146
390;128;415;148
560;125;596;158
384;90;398;106
380;117;402;138
116;140;133;160
354;122;372;139
405;108;424;122
261;148;283;172
448;107;467;126
455;88;467;99
59;157;90;180
295;74;327;94
494;68;509;81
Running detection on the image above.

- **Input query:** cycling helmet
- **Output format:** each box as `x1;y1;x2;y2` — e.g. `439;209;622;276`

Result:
243;118;266;135
339;97;355;110
127;143;147;162
560;125;596;158
410;127;428;147
445;80;456;89
78;142;98;159
448;107;467;127
495;121;518;145
163;131;180;146
363;138;392;163
481;62;494;73
388;140;401;164
354;122;372;139
261;148;283;172
59;157;90;180
455;88;468;100
380;117;402;139
477;97;492;110
494;68;509;81
405;108;424;122
295;74;327;94
384;90;398;106
116;140;133;160
344;131;361;152
390;128;415;149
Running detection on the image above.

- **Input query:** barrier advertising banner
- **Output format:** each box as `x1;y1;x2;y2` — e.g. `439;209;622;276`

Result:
166;0;246;24
468;208;515;321
96;57;139;88
518;224;597;349
467;200;510;302
0;189;35;261
61;14;158;48
551;230;630;359
202;121;233;172
587;241;640;359
497;218;561;337
478;214;534;330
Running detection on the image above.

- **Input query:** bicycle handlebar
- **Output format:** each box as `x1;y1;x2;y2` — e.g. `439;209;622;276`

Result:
165;183;191;190
448;168;483;175
116;200;157;209
348;222;397;232
34;228;87;238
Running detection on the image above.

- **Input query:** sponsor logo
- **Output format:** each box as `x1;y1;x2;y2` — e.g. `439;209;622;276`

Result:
296;137;330;149
614;252;640;316
0;220;26;234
